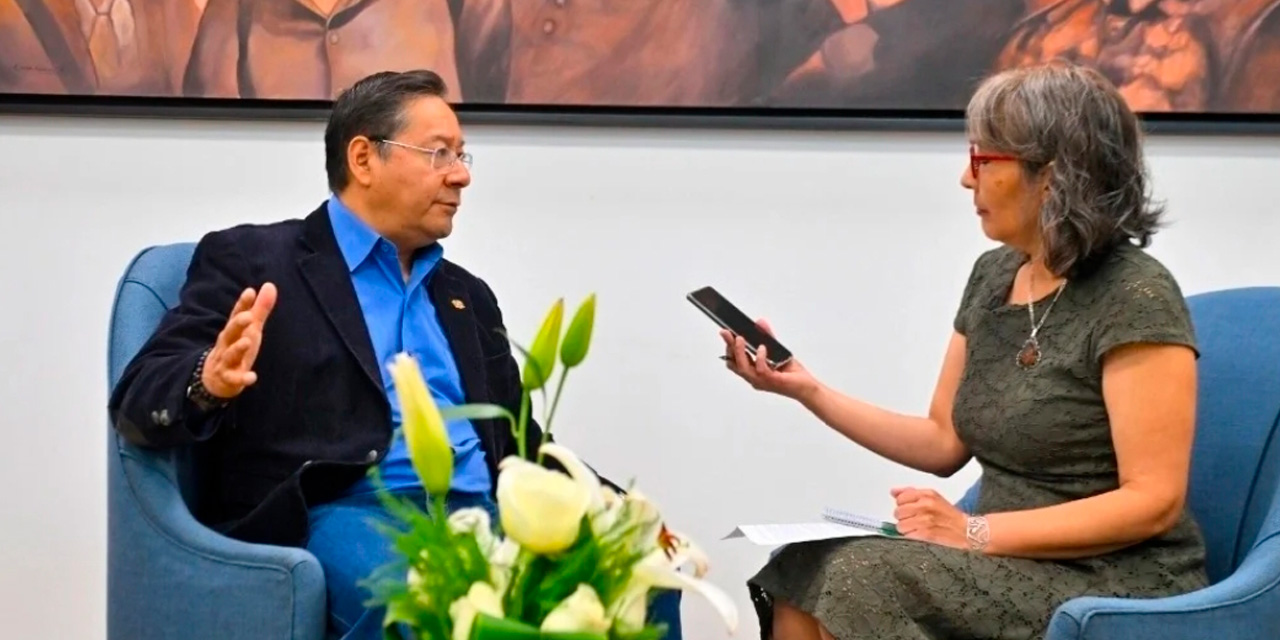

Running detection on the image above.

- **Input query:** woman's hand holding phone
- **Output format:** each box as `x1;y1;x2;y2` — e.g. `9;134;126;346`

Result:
721;319;821;402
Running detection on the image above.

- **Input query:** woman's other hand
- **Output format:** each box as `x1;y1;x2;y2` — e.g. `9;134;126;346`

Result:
891;487;968;550
721;319;820;402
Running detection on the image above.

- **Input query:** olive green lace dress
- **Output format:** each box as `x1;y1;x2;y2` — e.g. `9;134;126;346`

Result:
748;244;1209;640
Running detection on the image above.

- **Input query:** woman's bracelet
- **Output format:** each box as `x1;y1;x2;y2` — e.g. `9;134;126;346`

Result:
966;515;990;553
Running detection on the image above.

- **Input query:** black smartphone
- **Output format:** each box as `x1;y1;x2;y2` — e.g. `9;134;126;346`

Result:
687;286;794;368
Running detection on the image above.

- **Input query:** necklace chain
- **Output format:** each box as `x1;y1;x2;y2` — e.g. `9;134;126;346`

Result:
1027;268;1065;338
1018;265;1066;369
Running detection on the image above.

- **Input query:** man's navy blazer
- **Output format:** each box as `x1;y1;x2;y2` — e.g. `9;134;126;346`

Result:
109;202;542;547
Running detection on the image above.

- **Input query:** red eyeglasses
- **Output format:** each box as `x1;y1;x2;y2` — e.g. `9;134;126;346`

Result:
969;144;1019;179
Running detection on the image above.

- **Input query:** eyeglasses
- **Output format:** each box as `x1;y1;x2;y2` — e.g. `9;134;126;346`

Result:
376;139;473;171
969;144;1018;179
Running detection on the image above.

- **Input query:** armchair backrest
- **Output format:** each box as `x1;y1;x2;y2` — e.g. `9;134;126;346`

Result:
1183;287;1280;582
107;243;199;502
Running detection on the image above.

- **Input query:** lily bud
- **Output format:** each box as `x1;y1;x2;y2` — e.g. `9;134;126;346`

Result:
522;298;564;390
496;457;589;554
448;581;504;640
388;353;452;497
540;584;610;634
559;293;596;368
607;584;649;632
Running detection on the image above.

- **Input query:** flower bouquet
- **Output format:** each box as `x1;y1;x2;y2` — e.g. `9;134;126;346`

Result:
363;294;739;640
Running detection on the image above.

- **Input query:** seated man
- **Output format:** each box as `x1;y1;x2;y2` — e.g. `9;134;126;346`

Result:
108;69;680;639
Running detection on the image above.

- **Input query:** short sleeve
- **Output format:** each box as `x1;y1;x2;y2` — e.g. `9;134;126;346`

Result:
1091;265;1199;362
953;249;1001;335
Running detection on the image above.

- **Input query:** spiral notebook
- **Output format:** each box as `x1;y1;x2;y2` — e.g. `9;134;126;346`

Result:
821;508;901;536
724;507;901;546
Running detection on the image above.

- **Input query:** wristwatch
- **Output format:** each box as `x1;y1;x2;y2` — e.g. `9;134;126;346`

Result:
966;515;990;553
187;347;228;412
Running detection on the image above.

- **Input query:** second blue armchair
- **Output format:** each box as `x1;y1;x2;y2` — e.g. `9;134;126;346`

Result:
957;286;1280;639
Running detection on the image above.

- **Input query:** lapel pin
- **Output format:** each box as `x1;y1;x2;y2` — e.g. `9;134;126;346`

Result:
451;298;466;310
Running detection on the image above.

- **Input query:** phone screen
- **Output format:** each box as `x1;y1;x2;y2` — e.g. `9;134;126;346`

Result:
687;286;793;365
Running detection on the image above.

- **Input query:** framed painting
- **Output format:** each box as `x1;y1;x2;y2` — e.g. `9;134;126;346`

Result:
2;0;1279;132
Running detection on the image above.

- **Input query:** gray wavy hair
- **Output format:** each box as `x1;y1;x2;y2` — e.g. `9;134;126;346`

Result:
965;62;1164;277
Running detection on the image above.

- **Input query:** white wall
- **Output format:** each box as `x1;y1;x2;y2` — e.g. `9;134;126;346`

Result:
0;112;1277;640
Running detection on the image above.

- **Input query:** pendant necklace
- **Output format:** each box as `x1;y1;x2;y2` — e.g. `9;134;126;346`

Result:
1017;267;1066;369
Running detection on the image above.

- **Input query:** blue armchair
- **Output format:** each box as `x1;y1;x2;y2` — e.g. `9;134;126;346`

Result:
108;243;327;640
107;243;684;640
957;286;1280;639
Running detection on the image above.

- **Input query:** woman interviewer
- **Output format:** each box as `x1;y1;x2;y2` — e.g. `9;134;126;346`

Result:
721;62;1208;640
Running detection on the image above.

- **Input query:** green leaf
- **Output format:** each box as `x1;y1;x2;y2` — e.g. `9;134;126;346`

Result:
441;404;518;432
469;614;540;639
523;299;564;390
360;485;492;640
609;623;669;640
469;614;609;640
559;294;596;368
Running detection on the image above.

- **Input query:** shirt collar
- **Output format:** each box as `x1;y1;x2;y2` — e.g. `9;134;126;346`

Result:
327;193;382;273
325;194;446;282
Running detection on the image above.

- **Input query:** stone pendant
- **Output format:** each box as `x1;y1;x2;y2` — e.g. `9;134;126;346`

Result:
1017;338;1041;369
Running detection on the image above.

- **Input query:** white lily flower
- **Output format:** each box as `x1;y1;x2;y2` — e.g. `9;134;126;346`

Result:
627;545;739;634
487;538;521;593
591;488;625;536
539;584;611;634
539;443;605;513
448;582;503;640
496;456;590;554
447;507;497;556
659;528;711;578
621;490;665;547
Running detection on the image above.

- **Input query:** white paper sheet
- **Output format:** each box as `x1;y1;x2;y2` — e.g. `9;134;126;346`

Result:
723;522;888;546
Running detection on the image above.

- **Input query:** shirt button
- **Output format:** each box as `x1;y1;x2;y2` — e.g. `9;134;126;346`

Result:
542;19;556;34
366;449;378;462
329;32;339;45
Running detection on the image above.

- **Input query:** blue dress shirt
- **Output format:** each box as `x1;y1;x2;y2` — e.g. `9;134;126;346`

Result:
327;195;492;496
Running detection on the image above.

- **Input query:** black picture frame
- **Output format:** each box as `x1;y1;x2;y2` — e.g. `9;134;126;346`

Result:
4;92;1280;137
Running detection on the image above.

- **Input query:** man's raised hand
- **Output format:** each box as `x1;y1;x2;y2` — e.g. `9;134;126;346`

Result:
201;283;277;399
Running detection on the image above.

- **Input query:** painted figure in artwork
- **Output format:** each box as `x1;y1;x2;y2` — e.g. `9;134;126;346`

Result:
997;0;1280;112
764;0;1027;109
453;0;818;107
2;0;1279;114
0;0;198;95
1213;0;1280;111
183;0;463;100
454;0;1016;109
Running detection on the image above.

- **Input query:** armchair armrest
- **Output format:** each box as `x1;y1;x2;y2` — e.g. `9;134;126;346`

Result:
1046;532;1280;640
109;439;326;640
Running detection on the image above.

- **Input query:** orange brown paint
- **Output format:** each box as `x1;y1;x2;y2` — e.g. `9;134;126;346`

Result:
1;0;1277;113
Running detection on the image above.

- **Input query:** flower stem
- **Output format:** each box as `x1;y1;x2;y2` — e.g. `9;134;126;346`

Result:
539;370;569;465
516;391;530;461
432;492;449;530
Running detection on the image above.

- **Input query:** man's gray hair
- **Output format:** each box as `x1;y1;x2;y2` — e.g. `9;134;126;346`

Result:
965;62;1163;277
